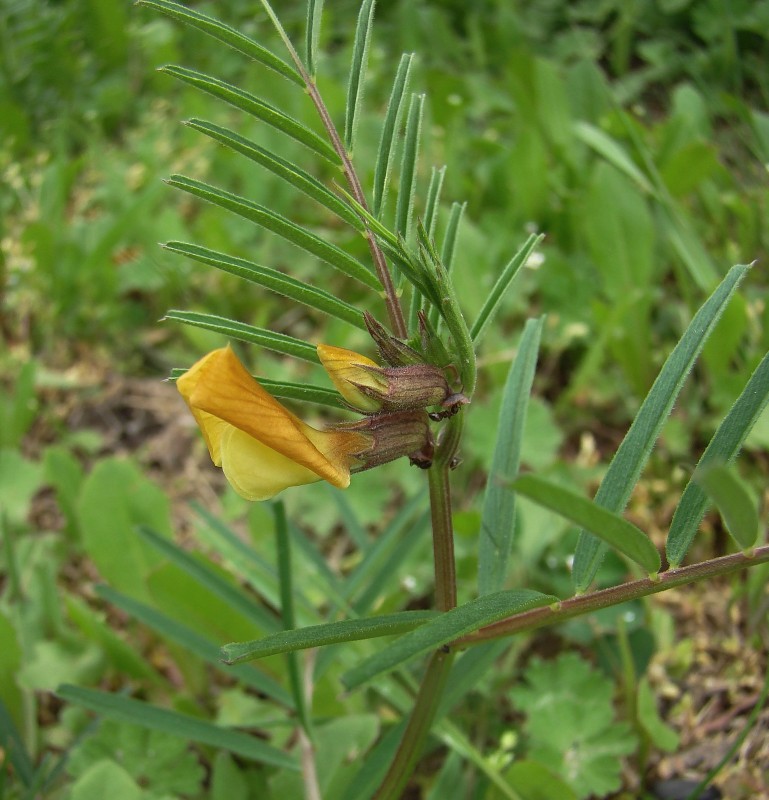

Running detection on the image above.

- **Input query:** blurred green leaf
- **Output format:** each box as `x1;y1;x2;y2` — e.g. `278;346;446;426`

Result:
76;459;172;602
57;686;297;769
396;93;424;240
694;463;759;551
637;677;679;753
509;653;636;799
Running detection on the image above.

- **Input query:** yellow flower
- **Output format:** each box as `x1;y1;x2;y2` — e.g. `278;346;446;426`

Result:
177;347;371;501
317;344;387;412
318;343;456;414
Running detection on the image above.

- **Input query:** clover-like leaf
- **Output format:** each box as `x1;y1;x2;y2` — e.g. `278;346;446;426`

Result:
509;653;637;800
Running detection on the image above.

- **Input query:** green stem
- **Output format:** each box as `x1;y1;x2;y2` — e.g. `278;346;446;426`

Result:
372;649;455;800
454;544;769;646
373;413;463;797
259;0;407;338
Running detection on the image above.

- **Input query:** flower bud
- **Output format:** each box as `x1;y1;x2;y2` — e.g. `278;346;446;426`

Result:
318;344;456;414
337;410;434;471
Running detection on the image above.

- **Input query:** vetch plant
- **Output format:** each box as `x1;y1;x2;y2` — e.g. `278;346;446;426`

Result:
59;1;769;797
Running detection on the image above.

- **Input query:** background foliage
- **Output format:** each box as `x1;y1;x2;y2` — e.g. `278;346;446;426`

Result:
2;0;768;797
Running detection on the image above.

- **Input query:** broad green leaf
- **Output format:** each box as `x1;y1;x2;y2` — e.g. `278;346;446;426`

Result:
478;318;543;595
511;475;661;575
183;119;362;229
395;93;424;240
164;310;319;363
222;611;437;664
76;459;172;603
70;760;141;800
166;175;379;288
667;350;769;565
96;585;292;707
345;0;375;154
471;235;543;344
56;686;297;770
694;464;759;551
138;0;302;85
572;264;750;591
342;590;556;690
305;0;323;77
137;526;280;633
160;66;337;162
637;677;679;753
373;53;413;218
162;241;365;329
574;121;653;194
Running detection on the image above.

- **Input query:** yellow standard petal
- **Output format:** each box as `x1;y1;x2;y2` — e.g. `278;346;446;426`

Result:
317;344;388;412
177;347;371;500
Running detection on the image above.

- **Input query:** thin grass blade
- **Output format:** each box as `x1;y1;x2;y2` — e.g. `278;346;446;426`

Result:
56;685;297;769
138;0;303;86
512;475;661;575
395;93;425;240
373;53;413;218
345;0;375;154
183;119;362;229
305;0;323;77
96;585;292;706
272;502;311;735
166;175;379;288
478;317;544;594
162;241;365;329
572;263;751;591
470;234;543;344
160;66;338;163
694;464;759;551
137;525;281;632
222;611;437;664
667;350;769;565
424;165;446;240
574;121;653;194
164;310;320;363
342;589;556;690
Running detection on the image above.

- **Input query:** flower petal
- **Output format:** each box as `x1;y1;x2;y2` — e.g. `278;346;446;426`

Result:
318;344;387;412
220;426;325;500
178;347;370;491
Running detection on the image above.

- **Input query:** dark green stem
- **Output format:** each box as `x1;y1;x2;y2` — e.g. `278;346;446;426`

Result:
372;649;455;800
373;413;463;797
454;544;769;646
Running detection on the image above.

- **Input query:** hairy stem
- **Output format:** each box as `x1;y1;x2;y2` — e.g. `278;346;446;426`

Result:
259;0;407;337
373;413;463;796
455;544;769;647
372;649;455;800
